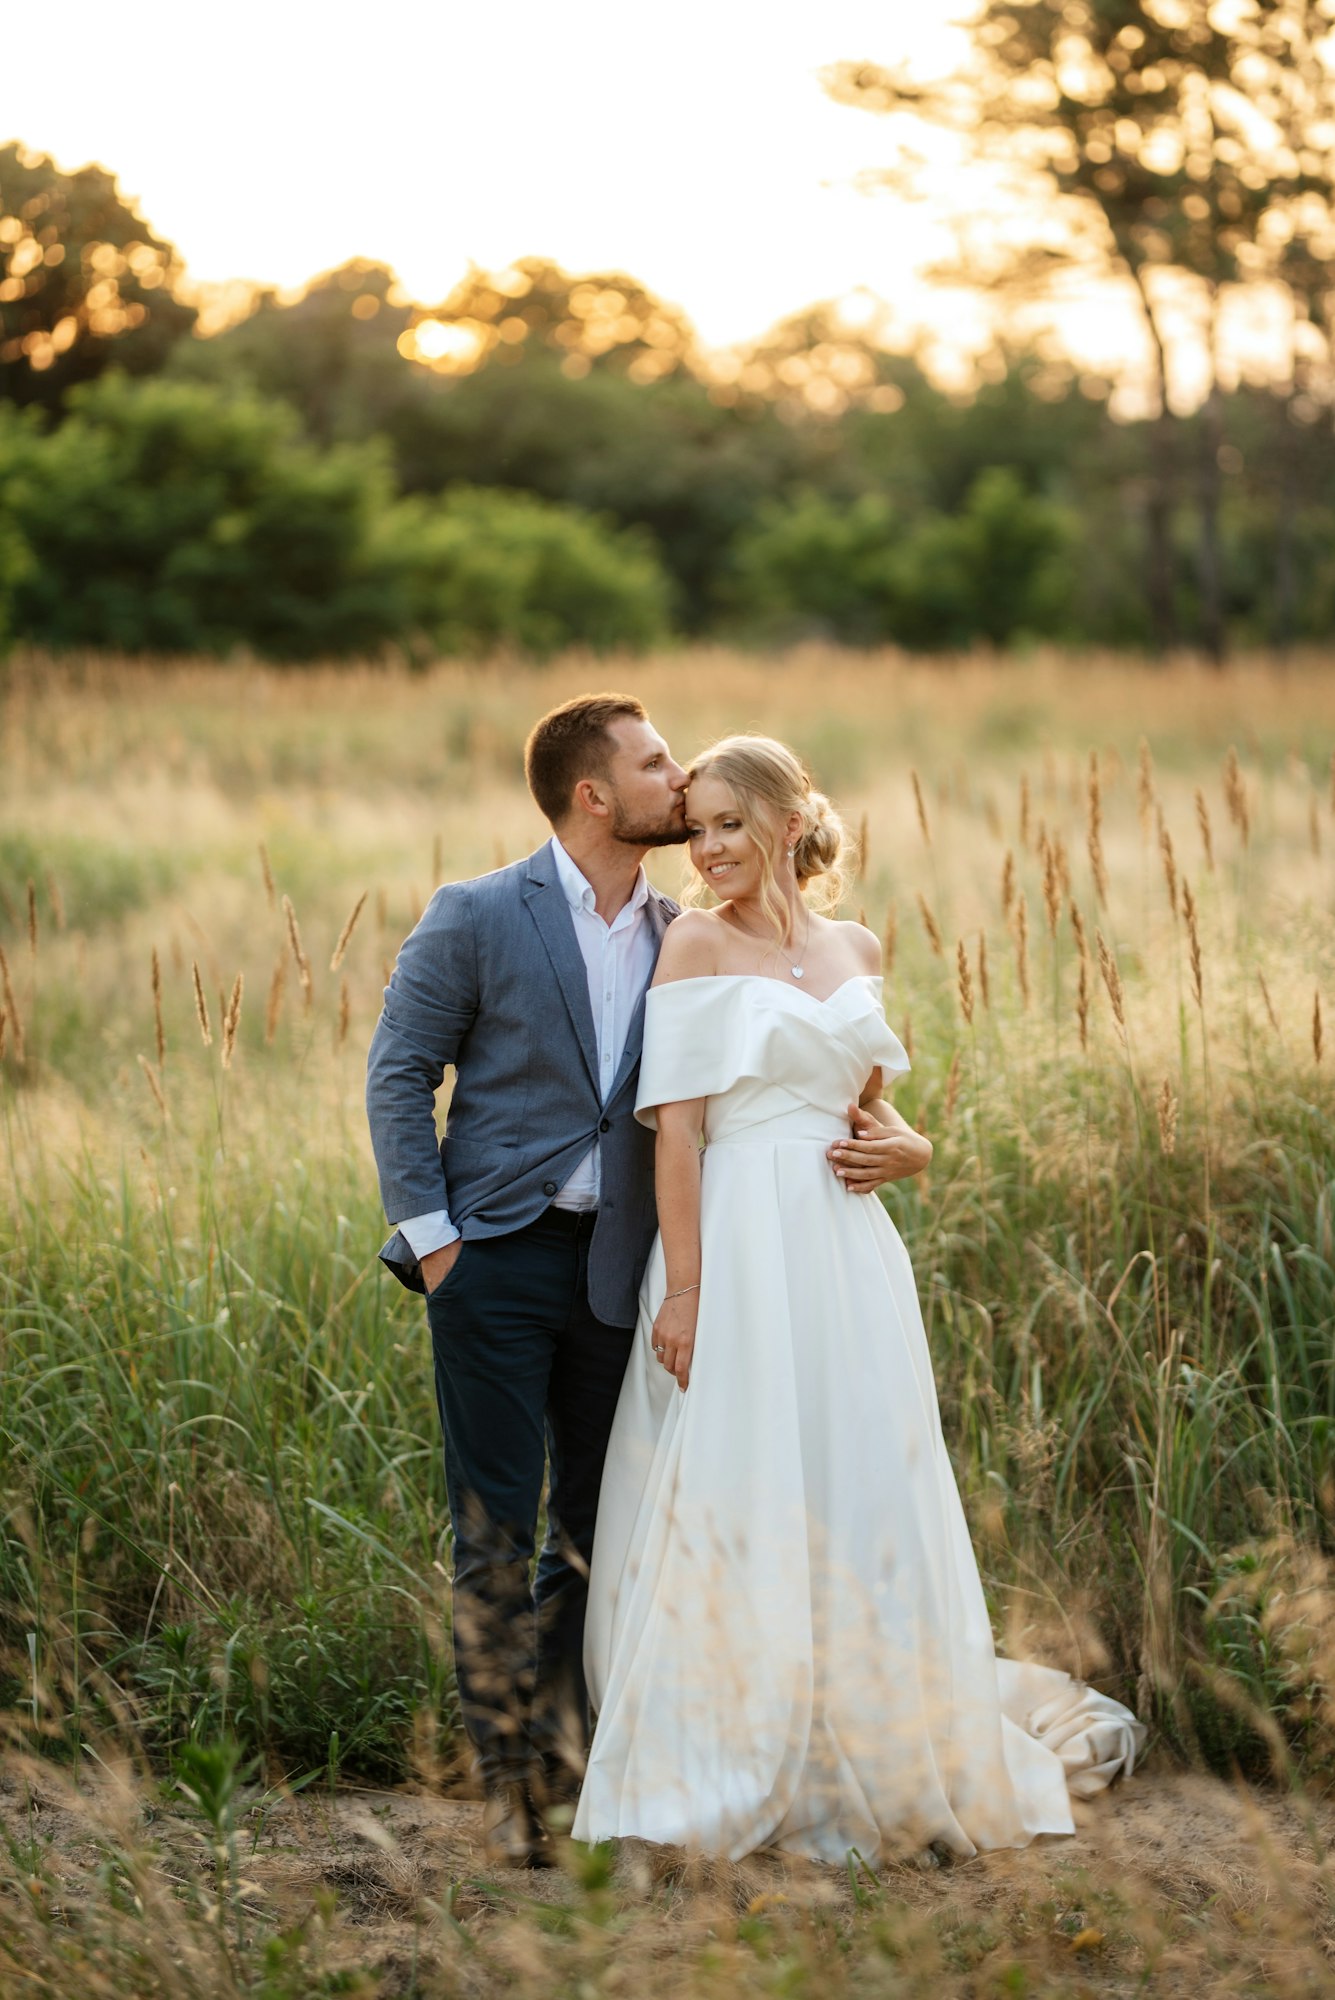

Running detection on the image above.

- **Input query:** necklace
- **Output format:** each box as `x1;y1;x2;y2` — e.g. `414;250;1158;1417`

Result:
728;901;811;979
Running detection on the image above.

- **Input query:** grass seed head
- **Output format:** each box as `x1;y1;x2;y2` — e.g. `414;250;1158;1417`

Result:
1019;773;1031;852
1095;928;1126;1032
0;945;23;1063
1001;849;1015;917
1315;989;1324;1067
916;891;944;958
883;902;898;975
910;770;931;847
1195;788;1215;872
191;960;212;1047
330;890;368;972
977;929;990;1010
1258;970;1280;1035
1157;1077;1178;1156
137;1052;169;1119
1182;880;1203;1009
221;973;244;1070
856;809;869;882
26;879;37;954
1137;737;1156;831
265;952;287;1046
1013;894;1031;1008
944;1046;962;1121
283;895;314;1009
1157;812;1178;920
1223;747;1251;844
338;976;351;1048
1068;896;1089;962
956;937;974;1025
1076;951;1090;1051
151;946;165;1069
258;841;277;910
1040;831;1060;937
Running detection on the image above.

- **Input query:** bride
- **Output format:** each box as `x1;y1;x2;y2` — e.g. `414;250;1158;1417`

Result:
571;734;1145;1865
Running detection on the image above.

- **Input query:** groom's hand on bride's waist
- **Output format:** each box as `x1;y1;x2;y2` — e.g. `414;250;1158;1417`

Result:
827;1101;933;1193
420;1239;463;1297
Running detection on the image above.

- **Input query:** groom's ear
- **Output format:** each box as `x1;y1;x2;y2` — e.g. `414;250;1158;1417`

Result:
572;775;613;821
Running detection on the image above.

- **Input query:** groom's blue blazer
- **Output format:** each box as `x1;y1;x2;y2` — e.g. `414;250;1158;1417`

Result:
366;839;678;1328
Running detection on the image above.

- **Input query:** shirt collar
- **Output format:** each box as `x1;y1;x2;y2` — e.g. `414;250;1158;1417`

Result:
549;835;650;919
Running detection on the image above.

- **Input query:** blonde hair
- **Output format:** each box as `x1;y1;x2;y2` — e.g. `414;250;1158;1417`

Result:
682;734;849;939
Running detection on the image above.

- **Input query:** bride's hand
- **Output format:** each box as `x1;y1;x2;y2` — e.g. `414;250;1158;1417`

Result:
652;1291;698;1392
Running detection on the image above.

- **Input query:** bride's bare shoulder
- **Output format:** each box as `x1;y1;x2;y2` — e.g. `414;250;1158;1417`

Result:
653;908;725;986
820;913;882;974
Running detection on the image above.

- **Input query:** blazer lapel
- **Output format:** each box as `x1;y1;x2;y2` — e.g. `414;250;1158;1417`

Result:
521;845;600;1093
607;888;677;1105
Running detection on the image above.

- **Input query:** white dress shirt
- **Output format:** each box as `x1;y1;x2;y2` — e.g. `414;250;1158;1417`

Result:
394;836;656;1257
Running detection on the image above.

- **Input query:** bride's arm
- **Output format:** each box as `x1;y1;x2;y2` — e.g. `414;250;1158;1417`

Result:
651;1094;706;1391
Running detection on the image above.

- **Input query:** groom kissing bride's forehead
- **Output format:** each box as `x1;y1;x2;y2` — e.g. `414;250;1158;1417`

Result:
365;689;902;1861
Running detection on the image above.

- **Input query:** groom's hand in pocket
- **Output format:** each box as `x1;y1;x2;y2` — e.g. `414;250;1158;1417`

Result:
420;1239;462;1298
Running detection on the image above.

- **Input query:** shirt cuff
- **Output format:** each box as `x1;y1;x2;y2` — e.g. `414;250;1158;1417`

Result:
395;1210;461;1258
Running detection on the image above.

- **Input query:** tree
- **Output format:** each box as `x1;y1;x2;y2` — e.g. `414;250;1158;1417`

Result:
826;0;1335;660
0;143;195;411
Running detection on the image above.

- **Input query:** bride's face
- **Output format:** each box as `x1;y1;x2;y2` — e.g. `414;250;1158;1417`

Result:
685;774;783;901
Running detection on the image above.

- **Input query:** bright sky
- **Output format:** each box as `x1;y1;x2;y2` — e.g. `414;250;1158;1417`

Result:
8;0;995;350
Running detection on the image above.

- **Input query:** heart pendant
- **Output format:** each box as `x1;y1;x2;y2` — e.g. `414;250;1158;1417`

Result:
790;966;805;979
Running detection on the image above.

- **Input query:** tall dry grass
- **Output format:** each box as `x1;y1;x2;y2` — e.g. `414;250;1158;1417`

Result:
0;643;1333;1990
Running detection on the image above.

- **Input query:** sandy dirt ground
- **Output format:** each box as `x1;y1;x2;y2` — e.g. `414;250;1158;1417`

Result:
4;1757;1334;1995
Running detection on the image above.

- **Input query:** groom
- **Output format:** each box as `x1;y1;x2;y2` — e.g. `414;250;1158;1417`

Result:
366;692;911;1867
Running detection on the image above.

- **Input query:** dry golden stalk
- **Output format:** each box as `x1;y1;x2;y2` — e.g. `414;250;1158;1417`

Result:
264;952;287;1045
432;832;443;884
856;810;869;882
1086;754;1108;908
1137;738;1155;833
902;1011;914;1065
151;947;165;1069
1013;894;1031;1009
0;1010;6;1062
191;960;213;1048
976;930;990;1011
283;894;314;1009
1095;929;1126;1032
221;973;244;1070
1222;746;1251;844
1310;797;1321;859
1157;812;1178;920
1000;849;1015;917
0;946;24;1064
1068;896;1089;963
44;869;65;931
917;892;944;958
258;842;277;910
1182;880;1203;1008
883;902;898;976
956;938;974;1025
1157;1078;1178;1156
857;904;867;928
1076;953;1090;1052
338;977;351;1047
1018;774;1031;852
1315;989;1324;1066
1258;971;1280;1034
330;890;368;972
943;1047;962;1121
26;879;37;954
910;771;931;847
1040;833;1060;937
137;1053;169;1119
1194;788;1215;872
1053;832;1071;897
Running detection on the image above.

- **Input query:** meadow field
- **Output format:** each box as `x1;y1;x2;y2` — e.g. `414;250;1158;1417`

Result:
1;643;1334;1996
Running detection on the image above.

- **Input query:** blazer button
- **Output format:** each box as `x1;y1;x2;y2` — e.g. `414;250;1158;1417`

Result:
542;1180;557;1196
599;1118;611;1133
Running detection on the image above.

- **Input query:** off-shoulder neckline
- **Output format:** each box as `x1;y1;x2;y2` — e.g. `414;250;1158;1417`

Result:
649;972;882;1010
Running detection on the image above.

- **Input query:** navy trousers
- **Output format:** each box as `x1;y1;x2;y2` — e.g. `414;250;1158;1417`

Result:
426;1207;635;1787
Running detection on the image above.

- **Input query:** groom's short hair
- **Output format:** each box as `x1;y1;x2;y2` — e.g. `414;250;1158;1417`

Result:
525;692;647;825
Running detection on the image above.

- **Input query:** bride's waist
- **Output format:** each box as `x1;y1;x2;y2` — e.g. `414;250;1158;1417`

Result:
704;1109;850;1148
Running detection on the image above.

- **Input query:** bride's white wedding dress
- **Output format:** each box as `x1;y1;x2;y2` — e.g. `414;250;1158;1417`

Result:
572;973;1145;1864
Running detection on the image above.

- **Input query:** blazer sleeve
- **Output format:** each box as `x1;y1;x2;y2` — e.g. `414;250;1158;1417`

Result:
366;882;480;1243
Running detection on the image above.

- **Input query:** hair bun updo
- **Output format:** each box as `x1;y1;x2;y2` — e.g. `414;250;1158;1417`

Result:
793;788;847;895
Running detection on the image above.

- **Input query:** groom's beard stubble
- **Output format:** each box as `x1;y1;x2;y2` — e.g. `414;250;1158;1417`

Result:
610;797;690;849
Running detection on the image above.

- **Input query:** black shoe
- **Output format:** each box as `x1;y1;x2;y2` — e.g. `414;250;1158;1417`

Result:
482;1782;546;1869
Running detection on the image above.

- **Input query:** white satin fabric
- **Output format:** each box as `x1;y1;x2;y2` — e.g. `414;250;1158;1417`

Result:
572;974;1145;1863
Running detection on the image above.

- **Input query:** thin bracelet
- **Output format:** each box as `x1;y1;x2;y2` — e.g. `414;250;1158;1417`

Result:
663;1283;699;1301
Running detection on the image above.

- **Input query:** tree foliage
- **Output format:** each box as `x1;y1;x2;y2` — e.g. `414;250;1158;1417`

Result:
0;143;196;411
